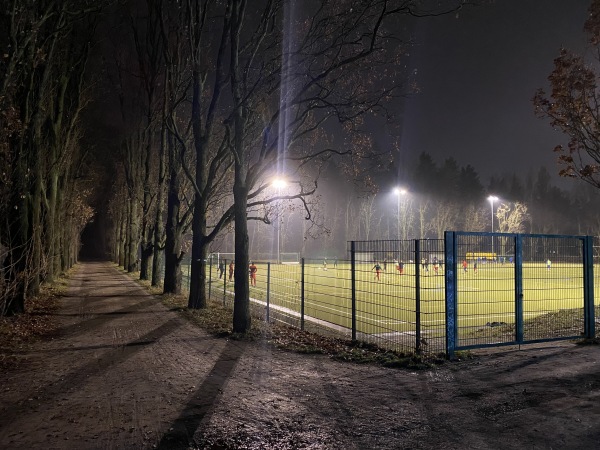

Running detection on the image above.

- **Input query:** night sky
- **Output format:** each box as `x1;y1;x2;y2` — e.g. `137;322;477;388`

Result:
391;0;590;185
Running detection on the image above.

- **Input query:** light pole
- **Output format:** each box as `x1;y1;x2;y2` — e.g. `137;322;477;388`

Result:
273;178;287;264
488;195;498;256
394;187;407;240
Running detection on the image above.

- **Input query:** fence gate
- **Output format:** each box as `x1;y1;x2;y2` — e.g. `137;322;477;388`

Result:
445;232;595;356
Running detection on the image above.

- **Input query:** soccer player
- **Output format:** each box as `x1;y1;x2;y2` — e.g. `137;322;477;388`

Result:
372;262;383;280
249;262;257;286
396;260;404;275
228;261;234;281
462;259;468;273
546;259;551;271
473;261;478;273
218;261;225;279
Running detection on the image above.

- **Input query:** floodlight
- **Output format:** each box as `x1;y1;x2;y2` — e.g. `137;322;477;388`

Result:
272;179;287;189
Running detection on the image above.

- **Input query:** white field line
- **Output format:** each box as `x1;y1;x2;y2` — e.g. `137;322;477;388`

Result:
376;319;412;325
241;289;419;334
243;290;352;334
457;286;481;291
422;310;572;325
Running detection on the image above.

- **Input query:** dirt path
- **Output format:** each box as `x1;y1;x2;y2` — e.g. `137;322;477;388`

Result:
1;261;599;449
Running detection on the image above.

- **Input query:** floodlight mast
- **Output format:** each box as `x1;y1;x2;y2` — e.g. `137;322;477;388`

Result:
273;178;287;264
394;187;407;240
488;195;499;256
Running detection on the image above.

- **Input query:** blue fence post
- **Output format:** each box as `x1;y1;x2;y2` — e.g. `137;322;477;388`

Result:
266;262;271;323
515;234;524;343
300;258;305;331
583;236;595;338
351;241;357;341
415;239;421;354
444;231;457;358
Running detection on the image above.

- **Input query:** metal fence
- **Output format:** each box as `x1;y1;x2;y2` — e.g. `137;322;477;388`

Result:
195;240;448;355
445;232;595;356
175;233;596;356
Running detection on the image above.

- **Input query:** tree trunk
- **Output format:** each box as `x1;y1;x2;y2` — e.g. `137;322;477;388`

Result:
188;69;209;310
163;136;183;294
127;196;140;272
232;176;250;333
163;216;182;295
139;242;153;280
230;1;251;333
29;147;43;296
4;139;30;315
151;78;168;287
187;237;208;309
139;135;154;280
45;170;59;281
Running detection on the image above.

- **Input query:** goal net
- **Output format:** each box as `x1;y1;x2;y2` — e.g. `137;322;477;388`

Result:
208;253;235;265
354;252;374;263
280;252;300;264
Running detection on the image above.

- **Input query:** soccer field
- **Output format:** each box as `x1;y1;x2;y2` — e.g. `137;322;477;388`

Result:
204;260;596;349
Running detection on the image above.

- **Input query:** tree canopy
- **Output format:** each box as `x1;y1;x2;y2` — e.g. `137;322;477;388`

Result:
534;0;600;188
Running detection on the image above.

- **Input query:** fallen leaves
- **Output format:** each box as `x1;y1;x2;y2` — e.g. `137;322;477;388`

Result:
0;283;62;369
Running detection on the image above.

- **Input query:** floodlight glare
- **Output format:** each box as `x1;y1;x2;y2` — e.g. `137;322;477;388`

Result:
272;179;287;189
272;178;287;264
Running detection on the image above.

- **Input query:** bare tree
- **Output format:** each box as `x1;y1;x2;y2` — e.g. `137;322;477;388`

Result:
462;203;488;232
417;199;432;238
496;202;530;234
226;1;471;332
1;1;101;315
430;201;460;238
358;195;377;240
344;194;359;242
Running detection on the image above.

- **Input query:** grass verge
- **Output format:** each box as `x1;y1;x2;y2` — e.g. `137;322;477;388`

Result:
463;306;599;343
128;272;445;370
